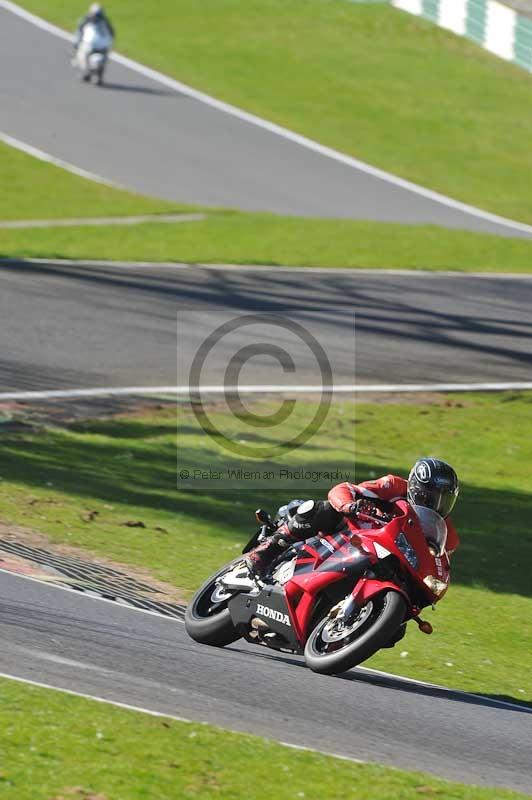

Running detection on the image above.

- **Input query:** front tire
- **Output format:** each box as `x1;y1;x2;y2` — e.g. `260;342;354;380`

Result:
185;561;243;647
304;590;407;675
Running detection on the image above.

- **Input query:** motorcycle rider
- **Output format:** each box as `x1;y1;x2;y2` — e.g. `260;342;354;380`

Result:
73;4;115;82
245;458;460;577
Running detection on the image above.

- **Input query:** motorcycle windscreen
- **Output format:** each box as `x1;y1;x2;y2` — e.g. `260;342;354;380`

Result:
413;505;448;556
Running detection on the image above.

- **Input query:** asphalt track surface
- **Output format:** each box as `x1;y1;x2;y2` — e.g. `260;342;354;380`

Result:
2;5;532;236
1;571;530;793
0;260;531;393
2;7;532;792
1;260;531;793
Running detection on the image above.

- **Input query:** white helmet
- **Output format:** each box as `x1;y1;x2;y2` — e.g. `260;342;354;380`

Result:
89;3;103;15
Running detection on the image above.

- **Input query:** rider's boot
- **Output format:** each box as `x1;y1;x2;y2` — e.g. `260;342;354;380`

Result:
245;528;292;578
245;501;329;578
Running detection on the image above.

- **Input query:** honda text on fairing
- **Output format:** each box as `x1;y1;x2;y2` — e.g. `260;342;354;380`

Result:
185;498;452;675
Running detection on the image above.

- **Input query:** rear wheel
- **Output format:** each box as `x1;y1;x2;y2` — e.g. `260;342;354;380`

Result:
304;590;407;675
185;560;243;647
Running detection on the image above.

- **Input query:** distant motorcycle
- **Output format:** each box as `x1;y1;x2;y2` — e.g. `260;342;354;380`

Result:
73;21;112;85
185;499;450;675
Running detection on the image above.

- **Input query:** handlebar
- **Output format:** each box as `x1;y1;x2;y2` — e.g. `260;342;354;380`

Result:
351;498;394;525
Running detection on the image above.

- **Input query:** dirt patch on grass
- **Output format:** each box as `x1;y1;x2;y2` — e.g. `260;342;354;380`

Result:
0;392;473;433
0;396;176;430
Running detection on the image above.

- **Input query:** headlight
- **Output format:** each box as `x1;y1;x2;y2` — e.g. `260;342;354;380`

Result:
423;575;448;596
395;532;418;569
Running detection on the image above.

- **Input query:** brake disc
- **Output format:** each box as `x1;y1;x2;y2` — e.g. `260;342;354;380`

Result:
321;600;374;643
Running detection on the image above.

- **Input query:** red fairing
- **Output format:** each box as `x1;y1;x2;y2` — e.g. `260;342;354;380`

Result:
445;517;460;554
282;500;450;646
287;567;349;642
328;475;408;514
351;577;410;607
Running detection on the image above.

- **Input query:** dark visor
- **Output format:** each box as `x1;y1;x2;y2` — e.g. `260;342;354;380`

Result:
409;486;458;519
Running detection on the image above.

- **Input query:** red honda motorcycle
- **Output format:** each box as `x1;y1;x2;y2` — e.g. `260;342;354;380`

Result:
185;499;450;674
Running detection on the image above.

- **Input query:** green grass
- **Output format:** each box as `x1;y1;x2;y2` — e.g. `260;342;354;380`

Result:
4;0;532;271
18;0;532;224
0;140;189;220
0;394;531;703
4;213;532;271
0;677;529;800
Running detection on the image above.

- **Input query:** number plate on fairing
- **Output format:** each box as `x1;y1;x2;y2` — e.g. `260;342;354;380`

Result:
272;557;296;585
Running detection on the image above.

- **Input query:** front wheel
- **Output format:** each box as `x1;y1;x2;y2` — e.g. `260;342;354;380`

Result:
304;590;407;675
185;560;243;647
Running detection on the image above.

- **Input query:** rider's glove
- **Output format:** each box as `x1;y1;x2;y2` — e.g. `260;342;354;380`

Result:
340;498;377;517
274;522;293;547
339;500;360;517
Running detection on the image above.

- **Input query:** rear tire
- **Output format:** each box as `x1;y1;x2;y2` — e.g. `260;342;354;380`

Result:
185;560;243;647
304;590;407;675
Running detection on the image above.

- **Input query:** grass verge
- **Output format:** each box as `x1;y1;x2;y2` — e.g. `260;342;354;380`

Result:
3;214;532;271
0;676;529;800
4;2;532;271
3;88;532;272
0;394;531;703
0;140;190;220
18;0;532;224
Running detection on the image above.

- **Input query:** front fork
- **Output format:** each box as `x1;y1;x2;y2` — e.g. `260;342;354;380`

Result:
338;577;433;634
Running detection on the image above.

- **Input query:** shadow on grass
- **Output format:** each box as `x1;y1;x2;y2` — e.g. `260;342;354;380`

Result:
0;414;531;598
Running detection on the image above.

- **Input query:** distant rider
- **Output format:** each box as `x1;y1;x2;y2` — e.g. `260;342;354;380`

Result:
73;4;115;82
245;458;460;577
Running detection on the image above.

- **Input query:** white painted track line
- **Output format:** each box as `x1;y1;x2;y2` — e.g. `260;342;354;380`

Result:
0;670;196;723
2;257;532;280
1;560;529;718
3;0;532;237
0;670;369;765
356;666;532;713
1;382;532;403
1;629;529;717
199;264;532;279
0;1;530;734
1;568;530;714
0;131;121;187
1;667;528;729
